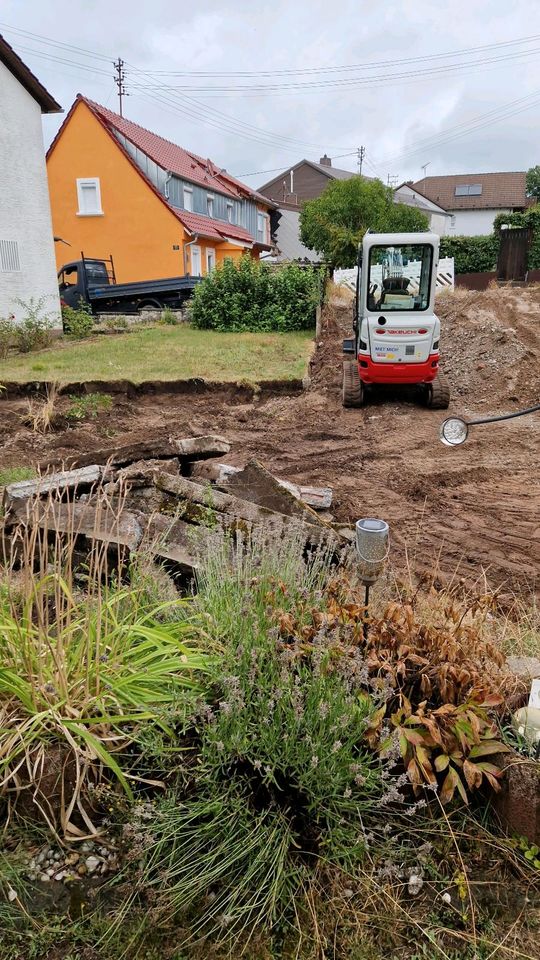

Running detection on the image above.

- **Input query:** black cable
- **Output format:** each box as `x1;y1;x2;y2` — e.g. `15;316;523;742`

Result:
467;403;540;426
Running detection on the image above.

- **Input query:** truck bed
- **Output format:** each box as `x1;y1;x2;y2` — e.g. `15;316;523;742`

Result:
88;275;200;301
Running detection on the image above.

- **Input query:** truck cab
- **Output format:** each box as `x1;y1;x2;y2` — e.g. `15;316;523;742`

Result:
58;258;111;310
342;232;450;409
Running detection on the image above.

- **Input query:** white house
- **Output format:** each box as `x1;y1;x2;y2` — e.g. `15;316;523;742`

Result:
393;183;451;237
410;172;530;237
0;35;62;326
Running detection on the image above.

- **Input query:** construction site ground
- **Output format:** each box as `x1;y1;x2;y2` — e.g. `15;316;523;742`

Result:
1;285;538;594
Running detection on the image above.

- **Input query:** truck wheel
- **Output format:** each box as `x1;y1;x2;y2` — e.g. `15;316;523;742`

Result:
137;299;162;312
342;361;365;408
424;373;450;409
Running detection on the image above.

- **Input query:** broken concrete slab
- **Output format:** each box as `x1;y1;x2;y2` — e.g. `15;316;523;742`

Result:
102;458;180;494
221;459;327;526
143;513;215;570
8;499;143;551
43;436;231;470
189;460;333;510
155;471;320;529
3;465;103;511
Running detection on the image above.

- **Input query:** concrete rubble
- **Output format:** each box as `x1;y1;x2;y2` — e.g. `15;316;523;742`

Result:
1;438;339;575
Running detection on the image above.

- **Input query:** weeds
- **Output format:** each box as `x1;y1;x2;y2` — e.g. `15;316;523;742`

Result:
0;316;15;359
158;306;179;325
22;384;60;433
13;298;55;353
62;302;94;339
66;391;112;421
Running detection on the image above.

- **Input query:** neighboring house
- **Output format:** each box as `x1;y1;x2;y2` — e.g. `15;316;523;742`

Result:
46;95;274;283
411;172;530;236
259;154;358;208
393;183;451;237
0;35;62;326
259;155;360;261
266;202;321;263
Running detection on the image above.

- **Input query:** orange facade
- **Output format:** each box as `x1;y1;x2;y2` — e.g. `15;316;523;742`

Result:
47;100;246;283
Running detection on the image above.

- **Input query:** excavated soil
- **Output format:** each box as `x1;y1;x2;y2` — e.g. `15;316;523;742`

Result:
0;285;539;593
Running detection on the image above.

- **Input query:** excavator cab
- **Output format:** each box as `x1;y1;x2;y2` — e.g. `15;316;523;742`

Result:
342;232;450;409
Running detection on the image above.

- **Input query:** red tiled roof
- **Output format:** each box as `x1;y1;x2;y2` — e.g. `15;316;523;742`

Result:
411;172;528;210
81;96;269;206
178;210;254;245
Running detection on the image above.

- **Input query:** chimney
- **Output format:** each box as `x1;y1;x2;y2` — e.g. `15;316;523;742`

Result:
319;154;332;167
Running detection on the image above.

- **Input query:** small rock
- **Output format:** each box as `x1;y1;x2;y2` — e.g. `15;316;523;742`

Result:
85;856;100;874
77;865;87;876
65;852;79;866
441;891;452;904
39;873;50;883
53;871;66;882
7;888;17;902
408;874;423;896
46;867;55;878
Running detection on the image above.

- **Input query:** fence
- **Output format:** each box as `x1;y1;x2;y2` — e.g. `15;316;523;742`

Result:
333;257;455;294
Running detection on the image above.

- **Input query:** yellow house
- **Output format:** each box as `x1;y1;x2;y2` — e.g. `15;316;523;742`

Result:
47;95;274;282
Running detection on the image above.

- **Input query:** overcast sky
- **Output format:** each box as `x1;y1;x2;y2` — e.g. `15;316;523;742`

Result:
2;1;539;188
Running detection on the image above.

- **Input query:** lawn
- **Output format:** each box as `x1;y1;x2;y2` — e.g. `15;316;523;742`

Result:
0;326;314;383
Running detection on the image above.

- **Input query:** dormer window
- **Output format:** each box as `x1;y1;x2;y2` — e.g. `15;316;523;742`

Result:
207;194;214;217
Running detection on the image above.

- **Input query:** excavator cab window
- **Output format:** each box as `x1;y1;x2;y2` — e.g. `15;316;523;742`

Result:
367;244;433;312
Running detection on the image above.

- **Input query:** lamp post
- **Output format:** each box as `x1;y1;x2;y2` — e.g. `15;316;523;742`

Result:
355;518;389;639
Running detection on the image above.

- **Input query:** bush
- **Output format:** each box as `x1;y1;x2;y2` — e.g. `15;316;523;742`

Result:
13;298;54;353
439;235;499;274
0;317;15;359
62;302;94;339
190;256;321;332
158;306;179;325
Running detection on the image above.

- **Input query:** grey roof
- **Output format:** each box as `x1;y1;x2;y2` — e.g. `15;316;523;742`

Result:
306;160;358;180
0;34;62;113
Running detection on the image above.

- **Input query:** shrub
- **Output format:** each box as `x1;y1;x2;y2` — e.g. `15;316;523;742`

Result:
493;206;540;269
62;302;94;339
138;532;417;939
13;298;55;353
190;256;321;332
0;317;15;359
439;235;499;274
66;392;112;421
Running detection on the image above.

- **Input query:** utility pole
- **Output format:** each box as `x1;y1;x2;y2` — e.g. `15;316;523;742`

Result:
387;174;399;188
357;146;366;176
113;57;127;117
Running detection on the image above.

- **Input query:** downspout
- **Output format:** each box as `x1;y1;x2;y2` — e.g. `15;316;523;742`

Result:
183;235;199;276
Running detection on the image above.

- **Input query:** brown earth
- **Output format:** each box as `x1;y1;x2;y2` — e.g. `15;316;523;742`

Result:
0;286;539;594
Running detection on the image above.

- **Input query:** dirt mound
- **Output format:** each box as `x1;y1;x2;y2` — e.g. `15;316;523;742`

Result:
437;285;540;413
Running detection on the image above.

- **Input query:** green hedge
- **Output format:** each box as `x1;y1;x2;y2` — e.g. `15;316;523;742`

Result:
190;256;322;332
439;235;498;274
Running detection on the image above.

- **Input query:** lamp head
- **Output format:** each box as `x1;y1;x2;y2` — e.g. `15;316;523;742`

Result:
355;518;389;584
440;417;469;446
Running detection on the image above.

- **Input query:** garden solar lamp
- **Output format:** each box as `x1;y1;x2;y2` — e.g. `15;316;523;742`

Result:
440;402;540;446
355;518;389;639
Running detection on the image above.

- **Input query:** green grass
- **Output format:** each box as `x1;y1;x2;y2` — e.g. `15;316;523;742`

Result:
0;466;36;488
0;326;314;383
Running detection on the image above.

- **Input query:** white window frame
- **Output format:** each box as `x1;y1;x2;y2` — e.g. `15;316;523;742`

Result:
184;185;193;212
257;211;268;243
226;202;234;223
206;248;216;273
190;245;202;277
76;177;103;216
206;194;215;218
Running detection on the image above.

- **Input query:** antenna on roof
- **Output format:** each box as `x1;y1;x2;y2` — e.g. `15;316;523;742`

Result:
421;161;431;180
113;58;128;117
